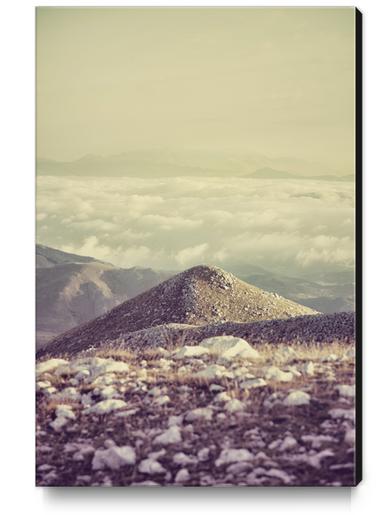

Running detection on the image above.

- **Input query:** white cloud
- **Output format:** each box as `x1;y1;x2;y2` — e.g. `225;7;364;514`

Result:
36;176;355;276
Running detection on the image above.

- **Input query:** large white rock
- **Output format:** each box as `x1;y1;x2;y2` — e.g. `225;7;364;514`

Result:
173;346;210;359
185;407;213;422
153;425;182;445
225;399;246;413
55;404;76;420
328;408;355;421
36;359;69;375
240;378;267;389
336;384;355;397
138;458;166;475
50;416;69;432
283;391;311;406
84;399;127;415
199;336;259;360
173;452;197;466
194;364;232;380
215;448;254;466
175;468;190;483
265;366;294;382
92;446;136;470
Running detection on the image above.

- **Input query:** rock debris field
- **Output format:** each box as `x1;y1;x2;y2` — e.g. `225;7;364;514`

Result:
36;335;356;487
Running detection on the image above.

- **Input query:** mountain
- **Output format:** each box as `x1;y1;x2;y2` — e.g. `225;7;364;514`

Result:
36;150;344;178
246;167;298;179
36;245;172;348
39;265;318;356
245;167;354;181
36;244;104;268
229;264;355;314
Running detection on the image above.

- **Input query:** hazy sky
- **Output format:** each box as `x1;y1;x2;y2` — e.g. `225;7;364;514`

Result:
37;8;355;173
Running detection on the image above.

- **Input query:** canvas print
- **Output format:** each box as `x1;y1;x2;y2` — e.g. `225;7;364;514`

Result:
36;7;361;487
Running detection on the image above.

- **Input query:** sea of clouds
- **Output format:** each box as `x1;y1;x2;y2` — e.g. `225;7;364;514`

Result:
36;176;354;276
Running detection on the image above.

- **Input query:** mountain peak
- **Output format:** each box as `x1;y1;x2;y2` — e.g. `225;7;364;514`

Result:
41;265;318;356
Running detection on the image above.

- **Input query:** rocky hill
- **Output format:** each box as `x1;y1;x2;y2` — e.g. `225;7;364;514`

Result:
39;265;319;356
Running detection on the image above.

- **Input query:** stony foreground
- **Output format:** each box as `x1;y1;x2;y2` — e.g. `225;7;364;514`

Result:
36;337;356;487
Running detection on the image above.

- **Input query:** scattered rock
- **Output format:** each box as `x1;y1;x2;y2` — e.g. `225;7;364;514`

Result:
138;458;166;475
265;366;294;382
153;425;182;445
36;359;68;375
185;407;213;422
215;448;254;466
336;384;355;397
200;336;259;360
283;391;311;406
240;378;267;389
174;346;210;359
84;399;127;415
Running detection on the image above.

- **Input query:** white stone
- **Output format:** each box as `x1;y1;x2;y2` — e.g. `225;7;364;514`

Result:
265;366;294;382
37;380;51;390
138;458;166;475
175;468;190;483
209;384;224;392
92;446;136;470
173;452;197;466
328;408;355;421
301;434;337;448
153;425;182;445
304;362;316;376
336;384;355;397
52;387;81;402
345;428;355;445
283;391;311;406
84;399;127;415
100;386;119;399
185;407;213;422
306;449;334;469
194;364;232;380
154;395;170;406
50;416;69;432
197;448;210;461
168;415;183;427
200;336;259;360
225;399;246;413
240;378;267;389
265;468;292;484
215;448;254;467
173;346;210;359
36;359;68;375
215;392;232;403
55;404;76;420
279;436;298;452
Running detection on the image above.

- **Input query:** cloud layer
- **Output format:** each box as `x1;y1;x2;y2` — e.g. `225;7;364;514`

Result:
37;176;355;276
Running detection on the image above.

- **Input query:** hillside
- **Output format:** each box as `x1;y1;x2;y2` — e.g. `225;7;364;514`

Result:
39;265;319;356
36;245;171;348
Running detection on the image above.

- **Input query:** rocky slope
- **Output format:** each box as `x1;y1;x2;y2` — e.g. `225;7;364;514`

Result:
36;337;357;486
39;265;318;356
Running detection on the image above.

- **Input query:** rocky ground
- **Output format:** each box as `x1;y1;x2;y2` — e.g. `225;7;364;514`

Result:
36;336;356;487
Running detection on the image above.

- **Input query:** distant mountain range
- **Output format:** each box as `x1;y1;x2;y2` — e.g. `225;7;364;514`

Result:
246;167;354;181
36;245;354;348
36;150;350;179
